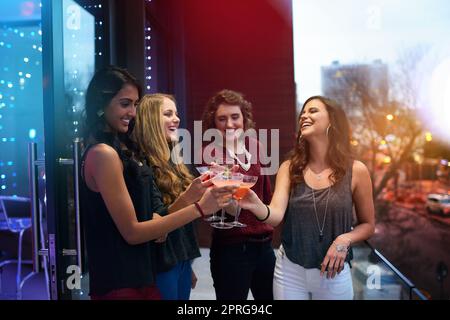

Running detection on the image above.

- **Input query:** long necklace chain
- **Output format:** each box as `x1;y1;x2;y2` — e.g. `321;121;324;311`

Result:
311;185;331;242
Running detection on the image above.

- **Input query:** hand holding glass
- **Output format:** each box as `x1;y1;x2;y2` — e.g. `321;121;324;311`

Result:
195;166;221;222
231;175;258;227
210;171;243;229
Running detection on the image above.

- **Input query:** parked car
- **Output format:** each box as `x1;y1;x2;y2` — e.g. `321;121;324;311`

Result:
426;194;450;215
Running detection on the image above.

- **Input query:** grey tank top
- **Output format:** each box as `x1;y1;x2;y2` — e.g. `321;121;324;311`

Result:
281;166;354;269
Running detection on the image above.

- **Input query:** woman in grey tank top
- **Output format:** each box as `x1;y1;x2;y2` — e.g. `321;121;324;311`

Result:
239;96;375;300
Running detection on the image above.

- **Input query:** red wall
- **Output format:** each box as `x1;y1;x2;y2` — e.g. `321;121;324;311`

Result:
181;0;296;157
175;0;296;247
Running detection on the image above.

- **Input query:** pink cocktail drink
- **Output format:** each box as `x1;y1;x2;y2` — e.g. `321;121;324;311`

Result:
233;181;257;200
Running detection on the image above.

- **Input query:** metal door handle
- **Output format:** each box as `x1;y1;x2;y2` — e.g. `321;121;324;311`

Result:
28;142;41;272
72;139;83;273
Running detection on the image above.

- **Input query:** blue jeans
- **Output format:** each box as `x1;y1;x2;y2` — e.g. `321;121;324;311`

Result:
210;240;275;300
155;260;192;300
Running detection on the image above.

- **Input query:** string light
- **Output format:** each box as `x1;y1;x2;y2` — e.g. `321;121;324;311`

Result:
0;6;43;195
0;2;108;195
29;129;36;139
144;12;153;93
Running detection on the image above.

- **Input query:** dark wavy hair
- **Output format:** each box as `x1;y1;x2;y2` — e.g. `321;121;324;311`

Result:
201;89;255;131
83;66;142;152
288;95;353;189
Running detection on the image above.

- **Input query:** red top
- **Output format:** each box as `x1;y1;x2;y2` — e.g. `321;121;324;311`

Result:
202;138;274;244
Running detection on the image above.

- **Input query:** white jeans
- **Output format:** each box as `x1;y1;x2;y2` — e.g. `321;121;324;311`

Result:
273;245;354;300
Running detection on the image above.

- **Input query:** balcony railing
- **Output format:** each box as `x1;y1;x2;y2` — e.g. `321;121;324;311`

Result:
351;241;428;300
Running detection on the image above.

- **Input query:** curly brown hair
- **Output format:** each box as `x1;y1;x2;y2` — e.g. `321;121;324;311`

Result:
288;95;353;189
201;89;255;131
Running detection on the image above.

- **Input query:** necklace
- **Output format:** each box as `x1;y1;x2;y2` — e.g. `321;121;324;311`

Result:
226;147;252;171
308;167;328;181
311;185;331;242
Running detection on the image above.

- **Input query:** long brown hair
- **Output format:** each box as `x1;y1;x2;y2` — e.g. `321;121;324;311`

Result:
289;95;353;189
131;93;194;205
201;89;255;131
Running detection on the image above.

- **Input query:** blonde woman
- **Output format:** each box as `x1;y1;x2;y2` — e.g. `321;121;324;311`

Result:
132;93;208;300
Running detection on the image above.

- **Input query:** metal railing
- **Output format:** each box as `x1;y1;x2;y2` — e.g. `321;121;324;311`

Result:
350;241;428;300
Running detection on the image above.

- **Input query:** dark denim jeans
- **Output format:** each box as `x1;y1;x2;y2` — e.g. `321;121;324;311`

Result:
156;260;192;300
210;240;275;300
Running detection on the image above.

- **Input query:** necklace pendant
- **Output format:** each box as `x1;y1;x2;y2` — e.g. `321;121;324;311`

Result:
319;233;323;242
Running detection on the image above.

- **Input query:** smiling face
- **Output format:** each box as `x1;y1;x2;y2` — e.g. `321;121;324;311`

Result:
299;98;331;138
214;104;244;142
103;84;139;133
161;97;180;142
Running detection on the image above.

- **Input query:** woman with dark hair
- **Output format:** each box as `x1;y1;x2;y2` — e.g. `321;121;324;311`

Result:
80;66;235;300
201;89;276;300
131;93;207;299
240;95;375;300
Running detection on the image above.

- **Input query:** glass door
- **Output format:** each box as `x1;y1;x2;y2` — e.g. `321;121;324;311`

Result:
41;0;95;300
0;0;49;300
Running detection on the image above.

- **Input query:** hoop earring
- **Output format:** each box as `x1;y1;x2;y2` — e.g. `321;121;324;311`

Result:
326;125;331;137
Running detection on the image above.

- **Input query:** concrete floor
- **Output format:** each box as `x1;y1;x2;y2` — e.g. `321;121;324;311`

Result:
191;248;217;300
0;248;246;300
191;248;254;300
0;246;407;300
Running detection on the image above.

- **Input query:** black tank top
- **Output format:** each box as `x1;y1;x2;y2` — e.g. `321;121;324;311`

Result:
81;142;164;295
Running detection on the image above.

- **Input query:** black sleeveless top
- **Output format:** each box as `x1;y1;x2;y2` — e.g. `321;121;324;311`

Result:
81;141;167;295
281;165;354;269
154;164;200;273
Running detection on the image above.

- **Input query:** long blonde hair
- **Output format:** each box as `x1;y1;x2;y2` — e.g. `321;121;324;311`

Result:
132;93;194;205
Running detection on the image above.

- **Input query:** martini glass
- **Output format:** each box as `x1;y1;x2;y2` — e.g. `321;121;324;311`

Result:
230;175;258;227
195;165;221;222
210;170;242;229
